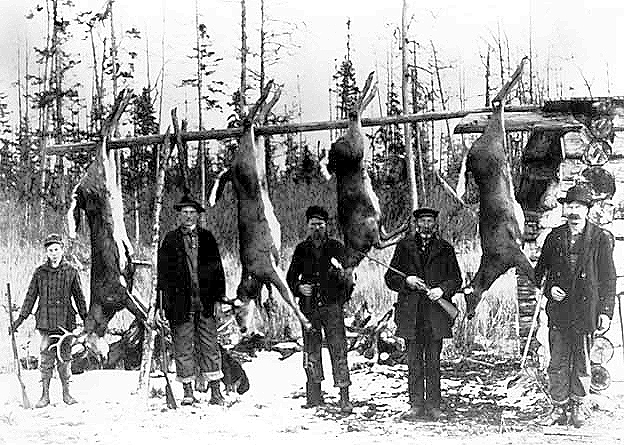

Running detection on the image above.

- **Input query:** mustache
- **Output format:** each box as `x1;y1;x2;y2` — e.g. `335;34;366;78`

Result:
567;214;582;220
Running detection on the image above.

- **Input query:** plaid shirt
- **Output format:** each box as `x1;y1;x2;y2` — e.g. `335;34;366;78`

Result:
19;259;88;333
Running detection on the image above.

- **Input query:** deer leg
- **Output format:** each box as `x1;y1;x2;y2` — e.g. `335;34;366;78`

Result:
377;222;409;249
268;263;311;331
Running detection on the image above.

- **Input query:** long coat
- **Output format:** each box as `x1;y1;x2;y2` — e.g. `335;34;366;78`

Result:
534;222;616;332
385;234;462;340
19;260;88;333
157;226;226;325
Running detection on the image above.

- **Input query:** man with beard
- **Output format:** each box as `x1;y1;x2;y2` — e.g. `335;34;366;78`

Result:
286;205;355;414
535;184;616;428
385;207;462;421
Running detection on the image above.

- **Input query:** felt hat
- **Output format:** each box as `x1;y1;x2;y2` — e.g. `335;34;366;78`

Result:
305;205;329;222
174;194;205;213
43;233;64;248
413;207;439;219
557;184;593;207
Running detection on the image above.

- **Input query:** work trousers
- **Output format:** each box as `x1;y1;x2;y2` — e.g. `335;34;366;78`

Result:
39;330;71;382
302;303;350;388
548;326;591;405
406;337;443;409
172;312;223;383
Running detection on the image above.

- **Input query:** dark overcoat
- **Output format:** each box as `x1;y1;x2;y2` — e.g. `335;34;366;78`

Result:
384;234;462;340
157;226;226;325
534;221;616;332
19;260;88;333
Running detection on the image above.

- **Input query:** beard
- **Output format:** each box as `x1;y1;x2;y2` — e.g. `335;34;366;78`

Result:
311;229;326;242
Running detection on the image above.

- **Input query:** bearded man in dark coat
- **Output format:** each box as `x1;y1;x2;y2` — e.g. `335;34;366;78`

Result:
385;207;462;421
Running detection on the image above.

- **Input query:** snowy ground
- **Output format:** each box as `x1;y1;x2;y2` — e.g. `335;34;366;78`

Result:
1;340;623;445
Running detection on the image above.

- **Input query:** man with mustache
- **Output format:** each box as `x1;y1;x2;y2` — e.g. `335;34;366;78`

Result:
535;184;616;428
385;207;462;421
286;205;355;414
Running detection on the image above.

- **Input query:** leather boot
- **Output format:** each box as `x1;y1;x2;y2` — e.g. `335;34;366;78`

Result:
58;365;77;405
208;380;225;406
540;405;568;426
400;405;425;421
35;376;51;408
302;381;323;408
570;401;587;428
181;382;197;405
339;387;353;415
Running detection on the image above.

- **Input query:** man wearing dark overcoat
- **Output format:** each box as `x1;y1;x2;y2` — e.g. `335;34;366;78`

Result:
158;194;227;406
385;207;462;421
535;184;616;428
9;233;88;408
286;205;355;414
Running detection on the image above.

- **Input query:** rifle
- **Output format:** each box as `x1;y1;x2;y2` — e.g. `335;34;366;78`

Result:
354;253;459;320
158;290;177;409
6;283;31;409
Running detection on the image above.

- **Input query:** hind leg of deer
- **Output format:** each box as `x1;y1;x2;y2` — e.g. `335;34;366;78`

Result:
270;267;312;331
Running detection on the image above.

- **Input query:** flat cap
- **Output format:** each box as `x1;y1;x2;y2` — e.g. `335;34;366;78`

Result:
557;184;593;207
306;205;329;221
43;233;64;247
413;207;439;219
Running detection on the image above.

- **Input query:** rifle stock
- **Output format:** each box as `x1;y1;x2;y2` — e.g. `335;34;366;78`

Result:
6;283;31;409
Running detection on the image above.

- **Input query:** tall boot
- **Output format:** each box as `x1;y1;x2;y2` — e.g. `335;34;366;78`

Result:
339;387;353;415
208;380;225;406
58;364;77;405
302;381;323;408
181;382;197;406
570;401;587;428
35;376;51;408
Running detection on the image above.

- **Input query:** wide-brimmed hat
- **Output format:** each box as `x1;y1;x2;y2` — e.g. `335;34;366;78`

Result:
305;205;329;221
43;233;64;248
557;184;593;207
174;194;205;213
413;207;439;219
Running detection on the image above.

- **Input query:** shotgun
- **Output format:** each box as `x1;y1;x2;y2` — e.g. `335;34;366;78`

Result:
6;283;32;409
158;291;177;409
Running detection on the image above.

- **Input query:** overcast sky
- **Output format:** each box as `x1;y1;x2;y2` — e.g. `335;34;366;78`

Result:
1;0;623;140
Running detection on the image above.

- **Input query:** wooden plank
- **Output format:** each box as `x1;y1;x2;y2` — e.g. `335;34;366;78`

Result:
46;105;540;155
454;111;585;134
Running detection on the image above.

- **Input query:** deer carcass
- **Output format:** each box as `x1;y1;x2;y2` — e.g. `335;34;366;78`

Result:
326;72;406;268
463;59;535;317
209;82;311;332
67;91;147;348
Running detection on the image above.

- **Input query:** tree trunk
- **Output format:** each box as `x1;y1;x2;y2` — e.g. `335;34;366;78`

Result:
137;127;173;401
240;0;248;114
194;0;206;210
401;0;418;211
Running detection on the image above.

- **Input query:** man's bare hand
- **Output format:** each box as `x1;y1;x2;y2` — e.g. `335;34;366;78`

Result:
298;284;314;297
405;275;427;290
550;286;567;302
427;287;444;301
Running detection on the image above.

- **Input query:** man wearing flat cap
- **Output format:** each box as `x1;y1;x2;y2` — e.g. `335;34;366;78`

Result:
385;207;462;421
158;194;227;406
9;233;88;408
535;184;616;428
286;205;356;414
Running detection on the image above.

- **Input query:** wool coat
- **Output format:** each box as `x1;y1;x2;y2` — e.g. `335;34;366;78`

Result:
385;233;462;340
19;260;88;333
534;221;616;332
286;236;354;313
157;226;226;325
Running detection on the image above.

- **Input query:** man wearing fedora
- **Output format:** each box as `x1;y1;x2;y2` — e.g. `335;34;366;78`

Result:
9;233;88;408
535;184;616;428
286;205;356;414
158;194;227;406
385;207;462;421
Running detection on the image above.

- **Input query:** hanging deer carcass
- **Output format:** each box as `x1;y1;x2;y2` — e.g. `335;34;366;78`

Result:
210;82;311;333
463;59;536;318
324;72;407;269
65;90;147;358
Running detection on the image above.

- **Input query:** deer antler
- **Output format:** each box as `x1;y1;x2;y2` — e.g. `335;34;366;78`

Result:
48;326;79;363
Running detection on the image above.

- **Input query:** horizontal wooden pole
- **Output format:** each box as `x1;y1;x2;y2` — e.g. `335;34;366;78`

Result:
46;105;540;155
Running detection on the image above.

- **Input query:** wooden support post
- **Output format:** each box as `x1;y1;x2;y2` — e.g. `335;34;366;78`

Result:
137;124;173;403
